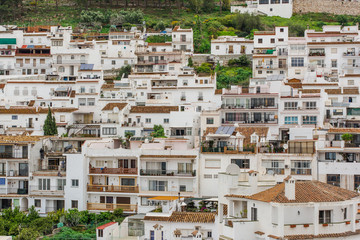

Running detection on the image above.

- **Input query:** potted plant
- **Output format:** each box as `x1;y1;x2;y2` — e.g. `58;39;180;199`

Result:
322;223;328;227
290;224;296;228
346;221;351;225
304;224;309;228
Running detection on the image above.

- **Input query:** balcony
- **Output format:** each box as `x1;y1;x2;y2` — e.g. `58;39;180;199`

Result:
0;152;28;159
7;188;28;195
291;169;312;175
265;168;285;175
89;167;137;175
201;146;255;154
30;186;65;195
7;170;28;177
140;169;196;177
87;203;137;212
309;50;325;57
87;184;139;193
136;60;167;65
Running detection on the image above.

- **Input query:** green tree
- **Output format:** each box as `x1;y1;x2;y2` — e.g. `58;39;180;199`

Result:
155;21;166;31
189;0;203;13
65;209;81;227
152;125;166;138
188;57;194;67
116;65;131;80
43;108;57;136
341;133;353;142
15;228;40;240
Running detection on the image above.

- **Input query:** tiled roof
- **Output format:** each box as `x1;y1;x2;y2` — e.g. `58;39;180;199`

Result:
148;42;172;46
226;180;359;203
168;212;216;223
0;84;5;89
28;100;35;107
174;229;181;235
102;103;128;111
141;155;197;159
255;231;265;235
101;84;115;90
215;89;222;95
301;89;320;94
143;216;170;221
343;88;359;94
97;222;117;230
0;107;78;114
325;89;341;94
268;235;281;239
328;128;360;134
0;135;44;144
130;106;178;114
285;230;360;239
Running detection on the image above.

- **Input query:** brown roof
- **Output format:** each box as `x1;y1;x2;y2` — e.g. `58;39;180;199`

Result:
328;128;360;134
143;216;170;221
0;84;5;89
130;106;178;114
204;126;269;146
285;230;360;239
215;89;222;95
255;231;265;236
102;103;128;111
148;42;172;46
141;155;197;159
225;181;359;203
168;212;216;223
325;89;341;94
0;135;44;144
300;89;321;94
343;88;359;94
28;100;35;107
0;107;78;114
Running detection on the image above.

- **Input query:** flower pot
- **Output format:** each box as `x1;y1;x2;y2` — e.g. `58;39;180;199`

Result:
322;223;328;227
290;225;296;228
304;224;309;228
346;221;350;225
356;220;359;223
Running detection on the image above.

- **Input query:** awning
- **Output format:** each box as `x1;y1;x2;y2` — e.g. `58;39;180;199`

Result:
148;196;178;201
0;38;16;45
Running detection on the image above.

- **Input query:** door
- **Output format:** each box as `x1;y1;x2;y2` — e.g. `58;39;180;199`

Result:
56;200;64;210
251;207;257;221
116;197;130;204
70;66;74;75
28;118;33;128
229;45;234;54
19;163;28;176
161;162;166;175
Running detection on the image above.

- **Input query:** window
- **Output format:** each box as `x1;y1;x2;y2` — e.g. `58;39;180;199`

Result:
216;45;219;50
231;159;250;169
271;38;275;43
88;98;95;106
319;210;331;224
178;163;192;174
203;174;212;179
103;127;117;135
355;175;360;190
331;60;337;68
325;152;336;160
302;116;317;125
291;161;311;175
291;57;304;67
150;230;154;240
327;174;340;187
278;38;284;42
183;80;188;86
71;179;79;187
179;185;186;192
71;200;78;209
98;229;103;238
348;80;355;85
207;232;212;238
284;102;298;110
344;208;347;220
38;179;50;190
262;160;284;175
305;102;316;109
58;179;66;190
258;38;263;44
149;180;167;191
121;178;135;186
60;115;65;122
12;115;18;120
284;116;298;124
163;118;169;124
35;199;41;207
331;48;337;54
206;118;214;124
145;118;151;123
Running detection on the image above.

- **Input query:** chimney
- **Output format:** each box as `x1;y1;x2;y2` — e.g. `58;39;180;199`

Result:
284;176;296;201
249;171;258;194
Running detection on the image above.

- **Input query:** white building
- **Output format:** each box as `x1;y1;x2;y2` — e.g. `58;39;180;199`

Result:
231;0;293;18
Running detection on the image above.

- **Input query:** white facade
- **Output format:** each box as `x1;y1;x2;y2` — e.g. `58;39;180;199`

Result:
231;0;293;18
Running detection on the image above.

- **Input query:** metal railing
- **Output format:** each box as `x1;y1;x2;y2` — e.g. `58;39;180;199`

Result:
140;169;195;176
87;203;137;212
291;169;312;175
87;185;139;193
89;167;137;175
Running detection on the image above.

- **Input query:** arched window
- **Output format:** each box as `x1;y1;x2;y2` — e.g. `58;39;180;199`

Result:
57;55;62;64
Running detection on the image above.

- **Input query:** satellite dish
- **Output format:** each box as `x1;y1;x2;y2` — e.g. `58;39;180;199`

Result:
225;164;241;175
113;107;119;113
268;170;274;175
5;104;10;110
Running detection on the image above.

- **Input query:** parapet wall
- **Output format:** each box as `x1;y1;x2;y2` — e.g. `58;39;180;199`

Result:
293;0;360;15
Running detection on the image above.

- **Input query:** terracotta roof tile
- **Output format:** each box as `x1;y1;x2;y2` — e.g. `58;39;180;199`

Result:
168;212;216;223
148;42;172;46
143;216;170;221
255;231;265;235
343;88;359;94
225;181;359;203
0;107;78;114
0;84;5;89
101;84;115;90
28;100;35;107
141;155;197;159
102;103;128;111
130;106;178;114
215;89;222;95
97;222;117;230
301;89;320;94
328;128;360;134
285;230;360;239
0;135;44;144
325;89;342;94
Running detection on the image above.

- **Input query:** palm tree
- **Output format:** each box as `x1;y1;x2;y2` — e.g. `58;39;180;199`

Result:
124;131;134;148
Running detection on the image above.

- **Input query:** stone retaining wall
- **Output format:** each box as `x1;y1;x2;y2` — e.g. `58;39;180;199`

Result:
293;0;360;16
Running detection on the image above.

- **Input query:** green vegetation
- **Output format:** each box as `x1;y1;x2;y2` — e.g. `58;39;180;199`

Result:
146;35;172;43
116;65;132;80
341;133;353;142
43;107;58;136
216;66;252;89
152;125;166;138
0;207;125;239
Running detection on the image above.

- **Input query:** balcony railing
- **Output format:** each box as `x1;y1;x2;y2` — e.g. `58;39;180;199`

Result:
87;184;139;193
87;203;137;212
291;169;312;175
266;168;285;175
7;188;28;195
38;165;66;171
0;152;28;159
140;169;196;177
89;167;137;175
201;146;255;154
7;170;28;177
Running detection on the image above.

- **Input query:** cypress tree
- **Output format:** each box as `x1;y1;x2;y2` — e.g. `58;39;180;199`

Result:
43;107;58;136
